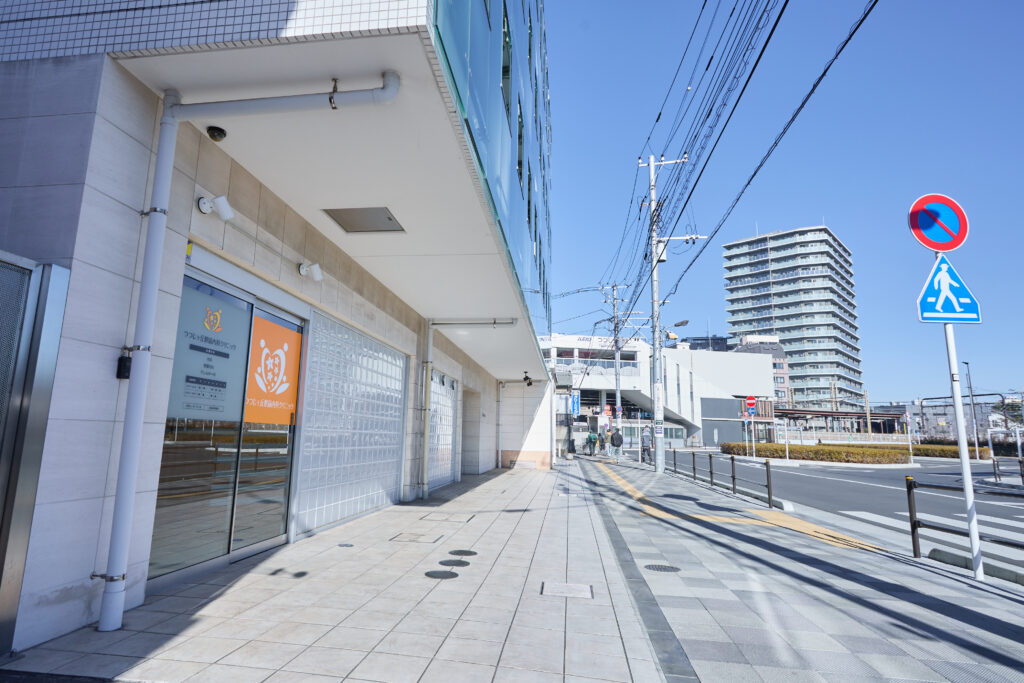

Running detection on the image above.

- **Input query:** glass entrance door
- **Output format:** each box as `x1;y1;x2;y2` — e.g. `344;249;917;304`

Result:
231;310;302;551
150;278;303;579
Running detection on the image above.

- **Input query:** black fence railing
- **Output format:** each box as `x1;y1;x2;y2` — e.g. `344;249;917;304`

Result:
904;476;1024;558
669;449;774;508
990;456;1024;483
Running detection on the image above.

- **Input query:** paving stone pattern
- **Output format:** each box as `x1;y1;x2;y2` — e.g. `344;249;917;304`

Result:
2;464;661;682
578;458;1024;682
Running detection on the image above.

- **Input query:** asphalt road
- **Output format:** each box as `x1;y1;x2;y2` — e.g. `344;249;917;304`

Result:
731;457;1024;522
610;447;1024;525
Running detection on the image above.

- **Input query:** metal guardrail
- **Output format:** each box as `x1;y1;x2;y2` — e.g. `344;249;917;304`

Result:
990;456;1024;483
670;449;774;508
904;476;1024;558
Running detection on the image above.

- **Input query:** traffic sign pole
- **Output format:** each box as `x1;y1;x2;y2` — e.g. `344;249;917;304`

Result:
944;319;984;580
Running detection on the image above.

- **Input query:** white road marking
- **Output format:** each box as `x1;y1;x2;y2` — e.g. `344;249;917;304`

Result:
768;468;1024;509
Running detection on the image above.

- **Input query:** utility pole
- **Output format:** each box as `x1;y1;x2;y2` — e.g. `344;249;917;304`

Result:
865;389;871;436
638;153;698;475
963;361;981;460
604;283;629;463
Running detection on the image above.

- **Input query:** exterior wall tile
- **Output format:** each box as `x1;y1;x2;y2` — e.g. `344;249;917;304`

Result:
75;185;143;278
18;114;95;187
2;184;85;265
222;222;256;265
96;58;158;149
195;136;231;197
60;260;132;349
173;122;201;179
34;419;115;505
48;338;121;421
227;161;261;225
84;116;150;210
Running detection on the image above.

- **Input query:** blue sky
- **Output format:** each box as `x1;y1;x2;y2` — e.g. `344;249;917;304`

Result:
545;0;1024;403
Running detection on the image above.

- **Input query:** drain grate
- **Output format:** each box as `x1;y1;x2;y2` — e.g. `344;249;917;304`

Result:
449;549;477;557
644;564;681;573
425;570;458;580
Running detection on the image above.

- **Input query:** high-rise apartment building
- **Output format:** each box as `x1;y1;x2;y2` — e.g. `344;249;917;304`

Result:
723;226;863;409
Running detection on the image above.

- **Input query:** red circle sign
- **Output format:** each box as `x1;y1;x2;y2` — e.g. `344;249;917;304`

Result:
745;396;756;407
908;194;968;252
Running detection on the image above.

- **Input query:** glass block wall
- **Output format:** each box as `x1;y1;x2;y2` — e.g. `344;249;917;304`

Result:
427;370;458;490
295;311;407;534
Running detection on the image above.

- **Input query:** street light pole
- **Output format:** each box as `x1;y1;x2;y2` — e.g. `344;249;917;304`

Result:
963;362;981;460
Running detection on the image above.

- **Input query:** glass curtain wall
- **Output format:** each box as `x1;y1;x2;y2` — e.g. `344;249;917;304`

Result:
434;0;553;334
150;277;302;578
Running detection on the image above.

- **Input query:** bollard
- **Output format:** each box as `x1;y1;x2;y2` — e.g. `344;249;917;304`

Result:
691;450;697;481
905;476;921;558
765;459;773;509
992;457;1001;483
731;455;737;494
1019;456;1024;481
673;449;677;474
709;453;715;488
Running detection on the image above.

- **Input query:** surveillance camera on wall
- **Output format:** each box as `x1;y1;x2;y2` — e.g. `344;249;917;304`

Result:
299;262;324;282
206;126;227;142
197;195;235;221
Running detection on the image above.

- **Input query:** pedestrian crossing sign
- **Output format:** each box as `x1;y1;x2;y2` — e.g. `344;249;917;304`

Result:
916;254;981;323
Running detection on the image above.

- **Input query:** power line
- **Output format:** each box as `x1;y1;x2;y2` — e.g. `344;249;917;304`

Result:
664;0;880;301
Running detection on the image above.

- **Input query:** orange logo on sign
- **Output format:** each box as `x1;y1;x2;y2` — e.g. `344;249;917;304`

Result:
203;307;223;332
244;316;301;425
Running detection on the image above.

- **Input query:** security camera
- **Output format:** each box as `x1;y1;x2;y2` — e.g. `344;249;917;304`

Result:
197;195;235;221
206;126;227;142
523;371;532;387
299;262;323;282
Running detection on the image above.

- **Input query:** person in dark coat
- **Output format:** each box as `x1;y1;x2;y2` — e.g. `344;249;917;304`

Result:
610;427;624;462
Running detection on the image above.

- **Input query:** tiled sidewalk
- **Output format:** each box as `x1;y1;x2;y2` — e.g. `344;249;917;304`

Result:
578;458;1024;682
2;463;663;682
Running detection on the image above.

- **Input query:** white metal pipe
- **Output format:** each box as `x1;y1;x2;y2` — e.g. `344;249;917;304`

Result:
944;322;984;581
496;382;504;470
429;318;517;328
421;321;434;499
98;90;180;632
171;71;400;121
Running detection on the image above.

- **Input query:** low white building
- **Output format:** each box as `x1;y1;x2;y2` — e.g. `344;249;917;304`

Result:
541;333;774;447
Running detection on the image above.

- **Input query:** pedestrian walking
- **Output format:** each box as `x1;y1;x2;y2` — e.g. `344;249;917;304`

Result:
586;429;597;456
610;427;623;463
640;426;652;464
598;430;606;454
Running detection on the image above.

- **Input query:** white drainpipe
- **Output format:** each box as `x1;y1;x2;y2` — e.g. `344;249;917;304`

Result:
497;381;505;470
98;72;400;632
421;321;434;500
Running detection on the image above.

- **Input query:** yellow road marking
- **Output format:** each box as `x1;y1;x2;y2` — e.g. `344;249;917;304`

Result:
595;463;877;550
749;509;880;550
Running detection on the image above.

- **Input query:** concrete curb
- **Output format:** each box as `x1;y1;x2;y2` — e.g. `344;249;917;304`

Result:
928;548;1024;587
979;477;1024;491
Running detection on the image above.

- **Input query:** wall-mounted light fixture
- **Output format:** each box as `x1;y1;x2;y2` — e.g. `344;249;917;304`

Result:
298;262;323;282
197;195;235;221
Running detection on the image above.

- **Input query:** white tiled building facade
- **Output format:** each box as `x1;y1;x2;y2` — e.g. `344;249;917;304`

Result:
0;0;553;651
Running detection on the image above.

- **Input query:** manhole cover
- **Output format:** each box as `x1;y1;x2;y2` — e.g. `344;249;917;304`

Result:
449;549;477;557
425;570;458;580
337;543;353;547
439;559;469;567
644;564;680;573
